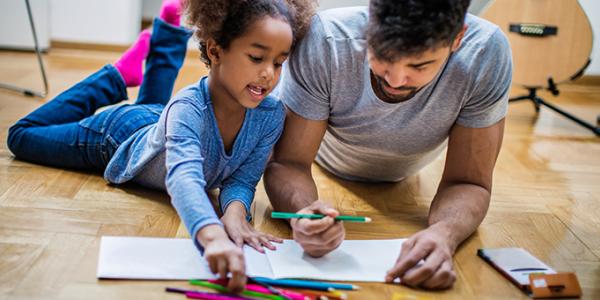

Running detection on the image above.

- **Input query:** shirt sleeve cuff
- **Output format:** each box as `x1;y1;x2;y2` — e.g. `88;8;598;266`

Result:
219;186;253;222
190;218;223;254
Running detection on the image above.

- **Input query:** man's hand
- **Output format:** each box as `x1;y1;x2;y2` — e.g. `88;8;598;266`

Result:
385;120;505;289
385;224;457;289
221;201;283;253
291;200;345;257
196;225;247;293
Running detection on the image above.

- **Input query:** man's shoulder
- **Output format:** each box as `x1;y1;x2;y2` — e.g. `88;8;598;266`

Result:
314;6;369;41
450;14;511;76
461;14;509;54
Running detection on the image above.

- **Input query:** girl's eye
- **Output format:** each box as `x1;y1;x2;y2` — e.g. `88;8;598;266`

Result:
248;55;263;63
414;66;426;72
274;62;283;68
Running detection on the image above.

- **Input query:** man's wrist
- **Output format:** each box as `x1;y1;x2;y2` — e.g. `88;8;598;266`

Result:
428;221;460;254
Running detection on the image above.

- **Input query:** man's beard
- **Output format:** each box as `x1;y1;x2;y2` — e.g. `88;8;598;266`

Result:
371;72;420;103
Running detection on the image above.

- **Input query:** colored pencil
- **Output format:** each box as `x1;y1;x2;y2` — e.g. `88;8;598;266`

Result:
251;277;359;291
189;279;286;300
186;291;252;300
271;212;371;223
165;287;253;300
209;279;309;300
291;289;347;300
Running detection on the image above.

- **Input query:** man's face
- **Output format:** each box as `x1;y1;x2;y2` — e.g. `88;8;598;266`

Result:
367;27;465;103
368;46;452;103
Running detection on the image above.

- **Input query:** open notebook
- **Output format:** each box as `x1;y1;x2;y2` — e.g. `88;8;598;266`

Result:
97;236;406;282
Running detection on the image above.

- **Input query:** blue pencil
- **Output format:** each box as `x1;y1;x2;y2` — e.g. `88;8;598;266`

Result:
251;277;359;291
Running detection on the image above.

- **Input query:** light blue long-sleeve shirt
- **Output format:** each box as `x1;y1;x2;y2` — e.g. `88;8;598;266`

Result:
104;77;285;251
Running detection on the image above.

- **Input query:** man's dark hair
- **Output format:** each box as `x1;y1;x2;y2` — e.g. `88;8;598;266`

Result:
367;0;471;61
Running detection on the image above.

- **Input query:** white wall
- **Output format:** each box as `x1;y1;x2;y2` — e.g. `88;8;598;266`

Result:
0;0;50;50
142;0;162;20
50;0;142;45
579;0;600;75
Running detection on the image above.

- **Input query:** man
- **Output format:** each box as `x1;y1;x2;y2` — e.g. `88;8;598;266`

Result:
265;0;512;290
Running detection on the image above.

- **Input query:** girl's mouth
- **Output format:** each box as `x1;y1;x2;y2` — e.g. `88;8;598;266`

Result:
247;84;267;101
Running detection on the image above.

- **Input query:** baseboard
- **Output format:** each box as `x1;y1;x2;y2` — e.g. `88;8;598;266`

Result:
51;40;201;59
572;75;600;86
0;46;49;53
51;40;129;52
141;18;153;30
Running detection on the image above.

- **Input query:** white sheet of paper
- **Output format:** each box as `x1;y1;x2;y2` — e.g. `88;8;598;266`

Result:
265;239;404;282
97;236;405;282
97;236;272;280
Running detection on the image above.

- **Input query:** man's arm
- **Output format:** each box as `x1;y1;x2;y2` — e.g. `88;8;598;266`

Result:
386;118;505;289
264;109;345;257
264;110;326;212
429;118;505;253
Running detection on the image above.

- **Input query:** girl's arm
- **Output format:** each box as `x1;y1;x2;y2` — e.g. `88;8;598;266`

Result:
164;99;221;249
218;104;286;250
164;98;246;292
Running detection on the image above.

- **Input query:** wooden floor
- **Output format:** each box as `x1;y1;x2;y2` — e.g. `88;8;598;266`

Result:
0;48;599;300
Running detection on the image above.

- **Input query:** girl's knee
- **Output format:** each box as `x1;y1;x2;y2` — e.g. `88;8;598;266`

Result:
7;122;28;156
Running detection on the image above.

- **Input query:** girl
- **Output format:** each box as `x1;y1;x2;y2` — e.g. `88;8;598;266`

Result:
7;0;315;291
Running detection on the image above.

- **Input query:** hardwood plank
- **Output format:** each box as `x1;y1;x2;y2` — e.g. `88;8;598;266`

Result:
9;234;96;298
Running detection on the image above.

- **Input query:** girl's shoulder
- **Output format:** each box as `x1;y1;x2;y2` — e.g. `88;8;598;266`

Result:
167;80;210;110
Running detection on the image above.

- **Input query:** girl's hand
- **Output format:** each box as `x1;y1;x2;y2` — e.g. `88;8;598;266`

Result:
196;225;247;293
221;201;283;253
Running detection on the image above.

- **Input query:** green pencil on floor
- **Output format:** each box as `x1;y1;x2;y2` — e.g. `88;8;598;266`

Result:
271;212;371;223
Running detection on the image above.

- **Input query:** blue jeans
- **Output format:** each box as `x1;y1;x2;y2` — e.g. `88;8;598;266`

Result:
7;18;192;171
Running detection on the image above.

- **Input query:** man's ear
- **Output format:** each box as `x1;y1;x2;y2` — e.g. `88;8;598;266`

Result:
451;25;468;52
206;39;222;65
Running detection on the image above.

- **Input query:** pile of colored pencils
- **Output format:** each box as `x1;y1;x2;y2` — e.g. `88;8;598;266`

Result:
165;277;359;300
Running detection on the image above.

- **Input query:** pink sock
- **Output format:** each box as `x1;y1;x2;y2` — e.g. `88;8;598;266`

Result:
160;0;182;27
114;30;151;87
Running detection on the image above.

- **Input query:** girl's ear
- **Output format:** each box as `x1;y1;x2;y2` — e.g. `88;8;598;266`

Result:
206;39;222;65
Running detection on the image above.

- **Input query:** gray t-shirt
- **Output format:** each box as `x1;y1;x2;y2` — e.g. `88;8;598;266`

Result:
278;7;512;182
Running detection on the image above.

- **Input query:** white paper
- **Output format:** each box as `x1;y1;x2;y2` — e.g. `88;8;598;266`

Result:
265;239;404;282
97;236;272;280
97;236;405;282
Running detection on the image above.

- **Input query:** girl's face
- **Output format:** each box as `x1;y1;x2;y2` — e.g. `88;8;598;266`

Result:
209;16;293;109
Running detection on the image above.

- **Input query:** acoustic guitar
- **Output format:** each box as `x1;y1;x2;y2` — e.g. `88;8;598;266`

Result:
481;0;593;88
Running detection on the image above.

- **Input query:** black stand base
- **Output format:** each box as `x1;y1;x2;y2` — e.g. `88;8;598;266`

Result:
510;88;600;136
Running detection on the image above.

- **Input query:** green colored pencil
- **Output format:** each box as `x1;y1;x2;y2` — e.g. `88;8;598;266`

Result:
189;280;285;300
271;212;372;223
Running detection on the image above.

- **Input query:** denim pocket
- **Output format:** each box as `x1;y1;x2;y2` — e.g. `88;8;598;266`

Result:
78;106;120;134
104;104;162;150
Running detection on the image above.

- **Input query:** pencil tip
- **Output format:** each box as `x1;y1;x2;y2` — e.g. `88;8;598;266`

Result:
364;217;372;222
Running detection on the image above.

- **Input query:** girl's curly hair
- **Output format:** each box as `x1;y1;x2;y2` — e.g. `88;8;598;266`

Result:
184;0;317;67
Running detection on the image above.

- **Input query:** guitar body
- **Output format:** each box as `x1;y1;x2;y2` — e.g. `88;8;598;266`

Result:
481;0;593;88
